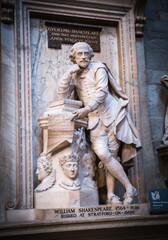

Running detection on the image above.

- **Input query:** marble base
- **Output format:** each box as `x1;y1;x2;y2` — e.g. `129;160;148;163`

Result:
6;204;150;223
42;203;150;221
6;209;43;223
34;189;99;209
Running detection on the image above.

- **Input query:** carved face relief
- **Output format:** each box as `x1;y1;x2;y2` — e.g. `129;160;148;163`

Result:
86;164;95;178
75;44;90;69
62;162;78;179
36;162;48;182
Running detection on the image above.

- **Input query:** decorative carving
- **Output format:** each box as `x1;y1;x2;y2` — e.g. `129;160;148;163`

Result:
1;0;14;24
9;0;34;210
12;0;24;210
35;153;56;192
34;99;99;208
13;0;144;211
56;42;142;204
59;152;80;190
73;127;85;156
5;200;16;210
82;152;97;190
134;0;147;37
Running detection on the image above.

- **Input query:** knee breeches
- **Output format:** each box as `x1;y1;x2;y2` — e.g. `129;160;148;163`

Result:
90;121;120;164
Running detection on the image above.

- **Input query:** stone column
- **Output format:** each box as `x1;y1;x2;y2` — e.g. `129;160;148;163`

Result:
0;0;15;222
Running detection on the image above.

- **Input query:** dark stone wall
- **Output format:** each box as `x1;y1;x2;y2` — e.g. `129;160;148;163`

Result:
144;0;168;160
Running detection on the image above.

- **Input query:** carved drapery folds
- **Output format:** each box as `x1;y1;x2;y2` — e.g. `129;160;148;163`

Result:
134;0;147;37
1;0;14;24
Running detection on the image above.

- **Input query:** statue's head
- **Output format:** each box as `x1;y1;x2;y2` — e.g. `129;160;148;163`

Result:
82;152;96;178
59;152;79;179
69;42;94;68
36;153;53;182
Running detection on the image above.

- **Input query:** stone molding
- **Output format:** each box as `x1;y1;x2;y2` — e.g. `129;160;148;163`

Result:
0;0;15;24
10;0;145;210
1;210;168;239
134;0;147;37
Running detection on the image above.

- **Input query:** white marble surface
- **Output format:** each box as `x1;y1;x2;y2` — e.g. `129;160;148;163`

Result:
34;99;99;208
0;23;16;222
6;203;150;223
30;19;119;184
93;27;119;82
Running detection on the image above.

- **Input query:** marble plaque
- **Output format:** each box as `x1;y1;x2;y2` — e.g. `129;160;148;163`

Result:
6;204;150;223
42;204;150;221
46;22;101;52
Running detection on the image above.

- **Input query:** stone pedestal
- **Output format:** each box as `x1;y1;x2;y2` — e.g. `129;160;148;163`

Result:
6;203;150;223
35;99;99;209
35;188;99;209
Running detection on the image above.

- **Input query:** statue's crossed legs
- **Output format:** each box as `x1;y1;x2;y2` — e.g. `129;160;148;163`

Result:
90;121;137;204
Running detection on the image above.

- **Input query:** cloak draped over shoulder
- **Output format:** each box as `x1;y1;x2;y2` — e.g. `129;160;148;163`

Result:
56;62;142;167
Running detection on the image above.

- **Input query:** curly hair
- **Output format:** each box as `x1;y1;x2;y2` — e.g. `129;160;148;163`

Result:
37;153;53;174
69;42;94;63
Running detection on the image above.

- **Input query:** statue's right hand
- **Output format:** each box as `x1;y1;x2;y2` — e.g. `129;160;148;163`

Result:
69;64;81;74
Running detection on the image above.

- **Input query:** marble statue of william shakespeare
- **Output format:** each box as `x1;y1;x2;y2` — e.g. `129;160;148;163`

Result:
56;42;142;204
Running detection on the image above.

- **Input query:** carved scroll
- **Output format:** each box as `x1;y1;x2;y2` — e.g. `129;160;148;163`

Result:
1;0;14;24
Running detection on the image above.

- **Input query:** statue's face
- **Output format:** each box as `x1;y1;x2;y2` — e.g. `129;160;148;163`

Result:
75;44;90;68
86;164;95;178
62;162;78;179
36;162;48;182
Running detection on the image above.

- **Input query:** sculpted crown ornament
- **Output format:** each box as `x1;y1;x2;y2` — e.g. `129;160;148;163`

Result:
59;152;79;166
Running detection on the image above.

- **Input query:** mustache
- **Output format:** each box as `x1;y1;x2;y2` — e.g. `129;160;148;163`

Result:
79;60;89;63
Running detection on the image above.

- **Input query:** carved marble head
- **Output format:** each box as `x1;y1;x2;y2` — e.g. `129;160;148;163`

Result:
59;152;79;180
82;153;96;178
36;153;53;182
69;42;94;67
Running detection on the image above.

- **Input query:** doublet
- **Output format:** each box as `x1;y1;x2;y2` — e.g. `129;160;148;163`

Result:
57;61;142;164
57;62;122;130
